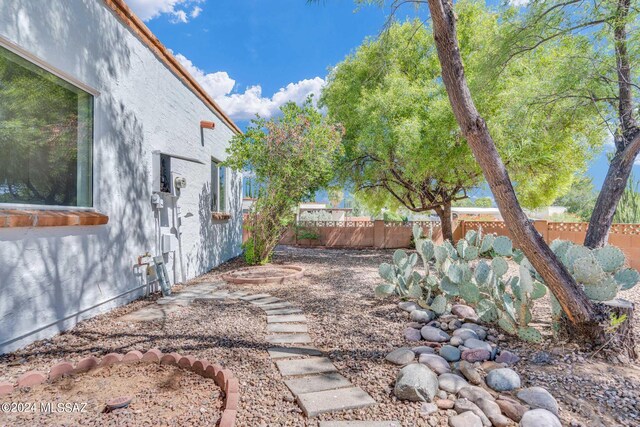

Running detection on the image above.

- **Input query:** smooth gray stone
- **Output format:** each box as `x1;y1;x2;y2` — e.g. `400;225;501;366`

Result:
394;363;439;402
421;326;450;342
385;348;415;365
486;368;521;392
520;409;562;427
418;354;451;375
439;345;461;362
296;387;376;417
438;373;469;394
464;338;492;352
448;411;483;427
517;387;559;415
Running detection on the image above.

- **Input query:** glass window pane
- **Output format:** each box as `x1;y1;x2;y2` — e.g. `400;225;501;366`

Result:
219;166;226;212
211;160;219;211
0;45;93;207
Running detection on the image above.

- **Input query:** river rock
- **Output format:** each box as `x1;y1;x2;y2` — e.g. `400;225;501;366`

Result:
394;363;439;402
404;327;422;341
461;349;491;363
454;398;491;427
439;345;461;362
411;309;434;323
459;360;483;385
475;397;511;427
449;411;483;427
436;398;455;409
495;350;520;365
438;373;469;394
461;323;487;340
517;387;559;415
399;301;420;312
453;328;479;341
421;326;451;342
458;386;494;403
419;354;451;375
451;304;477;319
385;348;416;365
486;368;521;392
520;409;562;427
412;345;436;355
450;336;464;346
464;338;492;352
496;396;527;422
421;402;438;415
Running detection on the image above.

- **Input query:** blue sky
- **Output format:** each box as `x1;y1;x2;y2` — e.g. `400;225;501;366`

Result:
127;0;635;195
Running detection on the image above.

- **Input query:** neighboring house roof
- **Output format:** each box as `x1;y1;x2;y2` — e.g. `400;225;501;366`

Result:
104;0;242;135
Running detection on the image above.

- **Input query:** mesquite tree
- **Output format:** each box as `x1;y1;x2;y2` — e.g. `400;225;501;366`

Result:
224;99;343;264
423;0;600;330
494;0;640;247
321;5;601;240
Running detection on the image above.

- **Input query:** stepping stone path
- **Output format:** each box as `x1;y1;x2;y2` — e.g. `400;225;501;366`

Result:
121;282;396;423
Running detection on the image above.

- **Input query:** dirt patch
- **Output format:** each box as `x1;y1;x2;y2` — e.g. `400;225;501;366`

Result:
222;264;304;284
2;363;223;426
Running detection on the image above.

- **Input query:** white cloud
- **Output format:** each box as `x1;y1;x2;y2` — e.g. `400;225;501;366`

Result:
174;53;325;121
190;6;202;18
509;0;530;6
126;0;203;23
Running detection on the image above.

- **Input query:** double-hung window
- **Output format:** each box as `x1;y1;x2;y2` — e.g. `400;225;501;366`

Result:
0;43;94;208
211;159;226;213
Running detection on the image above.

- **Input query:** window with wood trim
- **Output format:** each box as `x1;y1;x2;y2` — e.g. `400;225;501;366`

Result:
211;159;226;212
0;44;94;207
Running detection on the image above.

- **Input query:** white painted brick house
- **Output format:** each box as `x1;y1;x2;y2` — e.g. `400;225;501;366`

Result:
0;0;243;353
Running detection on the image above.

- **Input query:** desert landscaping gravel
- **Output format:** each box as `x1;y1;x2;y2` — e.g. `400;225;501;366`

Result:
1;245;639;426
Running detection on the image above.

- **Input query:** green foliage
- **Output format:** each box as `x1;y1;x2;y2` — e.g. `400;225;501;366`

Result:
553;175;598;221
225;99;343;264
295;226;320;241
613;172;640;224
474;197;493;208
321;2;601;236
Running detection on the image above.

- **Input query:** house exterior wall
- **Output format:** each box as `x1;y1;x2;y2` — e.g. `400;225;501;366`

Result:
0;0;242;354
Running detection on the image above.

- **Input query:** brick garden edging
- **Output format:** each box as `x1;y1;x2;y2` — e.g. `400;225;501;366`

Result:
0;349;239;427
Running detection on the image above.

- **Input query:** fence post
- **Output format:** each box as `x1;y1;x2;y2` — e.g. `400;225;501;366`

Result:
373;220;385;248
533;220;549;242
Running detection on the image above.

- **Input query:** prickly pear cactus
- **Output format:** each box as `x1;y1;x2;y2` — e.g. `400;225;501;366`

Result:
493;236;513;256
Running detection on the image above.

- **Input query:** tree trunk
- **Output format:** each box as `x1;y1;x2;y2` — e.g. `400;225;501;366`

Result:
426;0;598;330
585;135;640;248
434;201;453;242
584;0;639;248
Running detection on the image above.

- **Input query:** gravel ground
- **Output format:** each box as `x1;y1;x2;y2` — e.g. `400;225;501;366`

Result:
1;245;639;426
3;363;223;426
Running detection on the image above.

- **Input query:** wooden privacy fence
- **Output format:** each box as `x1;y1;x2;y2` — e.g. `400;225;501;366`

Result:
244;219;640;269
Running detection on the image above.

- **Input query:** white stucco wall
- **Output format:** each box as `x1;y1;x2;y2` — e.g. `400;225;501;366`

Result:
0;0;243;354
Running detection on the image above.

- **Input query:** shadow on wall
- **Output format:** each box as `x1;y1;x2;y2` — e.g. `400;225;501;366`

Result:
0;0;152;352
187;174;243;278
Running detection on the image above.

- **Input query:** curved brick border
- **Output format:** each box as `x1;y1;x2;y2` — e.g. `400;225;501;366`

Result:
0;349;238;427
221;264;305;284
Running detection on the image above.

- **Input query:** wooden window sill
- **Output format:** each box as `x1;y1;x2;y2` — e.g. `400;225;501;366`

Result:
0;209;109;228
211;212;231;221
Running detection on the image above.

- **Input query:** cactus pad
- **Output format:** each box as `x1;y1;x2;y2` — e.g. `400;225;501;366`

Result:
594;245;625;273
375;284;396;297
474;261;493;285
572;256;605;285
517;326;543;343
430;294;447;314
492;257;509;277
583;279;620;301
459;282;480;304
615;268;640;290
477;299;499;323
379;263;395;282
480;234;495;253
493;236;513;256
